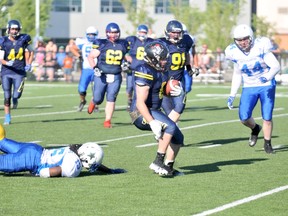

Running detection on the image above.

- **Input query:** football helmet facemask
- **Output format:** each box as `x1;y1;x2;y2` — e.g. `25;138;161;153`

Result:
6;20;22;38
144;41;169;71
233;24;254;53
86;26;98;42
136;24;148;41
165;20;183;44
77;142;104;172
106;22;120;42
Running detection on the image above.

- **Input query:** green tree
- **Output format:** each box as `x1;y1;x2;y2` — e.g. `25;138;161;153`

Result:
252;14;276;38
202;0;244;50
0;0;52;38
171;0;245;51
0;0;12;32
169;1;202;36
119;0;155;35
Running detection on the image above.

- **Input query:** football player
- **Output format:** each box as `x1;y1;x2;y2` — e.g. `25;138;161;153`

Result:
87;23;130;128
124;24;154;111
71;26;99;112
129;41;184;177
225;24;280;154
158;20;198;123
0;125;126;177
0;20;34;125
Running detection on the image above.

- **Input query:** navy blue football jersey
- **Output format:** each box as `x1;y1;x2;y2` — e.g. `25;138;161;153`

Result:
0;34;32;76
125;36;154;70
131;63;168;110
92;39;129;74
158;34;193;80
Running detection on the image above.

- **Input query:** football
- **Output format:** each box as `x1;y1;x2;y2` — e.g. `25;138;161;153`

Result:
165;79;180;96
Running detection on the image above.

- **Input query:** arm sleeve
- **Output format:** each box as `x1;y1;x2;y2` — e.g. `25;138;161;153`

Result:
230;64;242;97
263;52;280;81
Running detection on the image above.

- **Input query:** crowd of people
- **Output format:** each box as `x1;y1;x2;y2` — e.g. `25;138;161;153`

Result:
0;18;281;178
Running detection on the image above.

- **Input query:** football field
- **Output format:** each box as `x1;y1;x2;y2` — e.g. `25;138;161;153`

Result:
0;81;287;216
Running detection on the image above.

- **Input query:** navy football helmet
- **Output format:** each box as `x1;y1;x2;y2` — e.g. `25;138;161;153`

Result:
6;20;22;38
165;20;183;44
144;41;169;71
106;22;120;42
136;24;148;41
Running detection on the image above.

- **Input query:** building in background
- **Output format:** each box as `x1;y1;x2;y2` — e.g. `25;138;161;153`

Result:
45;0;252;42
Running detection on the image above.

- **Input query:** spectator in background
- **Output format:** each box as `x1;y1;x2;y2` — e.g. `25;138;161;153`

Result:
198;44;213;74
35;41;46;82
210;47;226;73
46;39;57;60
44;51;55;82
66;39;79;73
270;39;281;61
56;46;66;69
63;52;74;83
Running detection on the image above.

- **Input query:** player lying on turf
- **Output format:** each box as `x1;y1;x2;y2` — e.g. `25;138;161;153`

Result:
0;125;126;177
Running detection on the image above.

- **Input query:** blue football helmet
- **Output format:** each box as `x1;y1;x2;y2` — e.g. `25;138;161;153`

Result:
165;20;183;44
6;20;22;38
136;24;148;41
86;26;98;42
106;22;120;42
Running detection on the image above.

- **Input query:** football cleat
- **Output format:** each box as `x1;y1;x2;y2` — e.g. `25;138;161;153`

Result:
78;100;86;112
264;142;274;154
103;120;112;128
249;125;262;147
87;101;95;114
158;165;184;177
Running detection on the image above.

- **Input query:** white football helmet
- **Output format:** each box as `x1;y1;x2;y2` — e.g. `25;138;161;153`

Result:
86;26;98;42
233;24;254;52
77;142;104;172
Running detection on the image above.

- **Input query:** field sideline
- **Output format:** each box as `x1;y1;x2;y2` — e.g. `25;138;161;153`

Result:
0;81;287;216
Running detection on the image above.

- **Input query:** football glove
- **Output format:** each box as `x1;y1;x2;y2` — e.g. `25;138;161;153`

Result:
259;77;268;83
93;66;102;77
121;61;131;73
25;64;32;72
227;96;235;110
186;65;199;77
170;82;183;97
149;119;167;140
6;60;14;67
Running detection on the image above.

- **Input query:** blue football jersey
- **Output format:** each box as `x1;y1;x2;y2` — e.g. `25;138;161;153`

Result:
132;63;168;110
125;36;154;70
0;34;32;76
158;34;193;80
92;39;130;74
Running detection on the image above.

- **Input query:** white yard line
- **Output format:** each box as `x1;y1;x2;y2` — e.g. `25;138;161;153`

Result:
192;185;288;216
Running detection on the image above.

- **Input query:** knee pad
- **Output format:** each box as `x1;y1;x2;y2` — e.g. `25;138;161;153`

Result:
4;98;11;106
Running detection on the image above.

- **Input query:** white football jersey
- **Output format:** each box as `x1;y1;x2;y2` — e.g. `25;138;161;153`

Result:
39;147;82;177
225;37;273;88
75;37;96;69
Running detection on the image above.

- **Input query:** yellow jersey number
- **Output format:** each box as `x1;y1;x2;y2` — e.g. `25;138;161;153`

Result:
170;52;186;71
136;47;145;60
7;47;24;60
106;49;123;65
